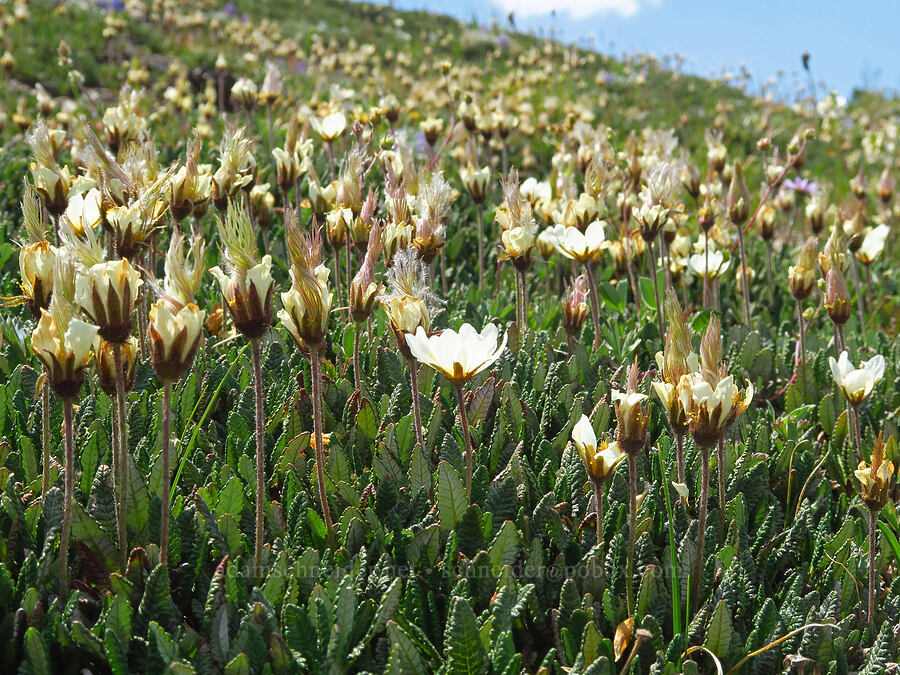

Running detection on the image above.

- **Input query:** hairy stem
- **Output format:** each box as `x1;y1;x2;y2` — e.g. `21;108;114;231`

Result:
851;402;864;462
41;375;50;497
717;437;727;532
160;383;171;566
476;204;485;290
648;238;664;339
353;324;362;393
60;398;74;597
407;356;425;449
674;432;685;486
113;344;129;570
626;452;637;617
455;384;475;502
868;508;877;623
310;343;335;547
593;480;604;545
694;445;710;614
251;339;266;576
735;220;751;325
584;263;602;348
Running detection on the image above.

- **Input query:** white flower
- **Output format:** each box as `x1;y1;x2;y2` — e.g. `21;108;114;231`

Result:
311;112;347;141
501;225;535;258
149;300;205;364
65;318;100;365
856;224;890;265
611;390;649;414
572;414;625;482
829;351;885;405
671;482;689;500
519;177;551;205
63;188;102;236
550;221;608;263
404;322;506;385
689;250;730;279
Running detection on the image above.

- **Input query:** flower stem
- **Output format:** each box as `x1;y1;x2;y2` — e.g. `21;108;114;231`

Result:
648;238;664;339
310;343;335;547
60;398;74;598
626;452;637;617
851;402;863;462
703;239;710;308
407;356;425;449
593;480;604;545
735;220;751;325
160;383;171;566
694;445;710;614
251;338;266;576
797;301;807;371
476;204;485;290
851;258;866;331
517;269;529;334
717;437;726;532
584;263;602;348
41;375;50;497
353;324;362;393
868;508;877;623
455;384;475;502
674;432;685;486
113;343;129;570
345;235;352;319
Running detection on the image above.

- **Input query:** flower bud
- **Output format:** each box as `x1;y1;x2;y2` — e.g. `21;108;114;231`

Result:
461;165;490;205
572;415;624;485
824;267;851;326
614;361;650;454
31;300;98;399
878;167;894;204
94;336;138;397
562;275;589;337
75;258;143;344
788;237;818;301
759;205;776;241
149;300;204;383
350;226;384;323
727;160;751;224
19;241;56;317
855;433;895;511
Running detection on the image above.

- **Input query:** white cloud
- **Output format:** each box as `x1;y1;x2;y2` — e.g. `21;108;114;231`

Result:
490;0;658;19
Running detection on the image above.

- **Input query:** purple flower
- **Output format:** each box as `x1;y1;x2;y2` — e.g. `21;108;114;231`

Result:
414;131;430;156
783;177;819;195
496;33;510;47
224;2;237;17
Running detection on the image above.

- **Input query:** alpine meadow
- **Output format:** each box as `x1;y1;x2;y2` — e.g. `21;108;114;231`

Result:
1;0;900;673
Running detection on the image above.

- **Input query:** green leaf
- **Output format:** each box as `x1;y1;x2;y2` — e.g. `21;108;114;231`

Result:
125;452;150;536
386;621;428;674
409;445;432;494
71;501;118;570
262;550;289;609
466;377;495;426
877;521;900;569
224;652;251;675
704;599;733;658
444;596;487;675
24;627;50;675
357;397;377;439
104;594;133;646
488;521;519;575
216;476;244;520
436;461;468;531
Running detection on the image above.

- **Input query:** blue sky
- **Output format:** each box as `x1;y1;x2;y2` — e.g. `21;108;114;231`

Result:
371;0;900;98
